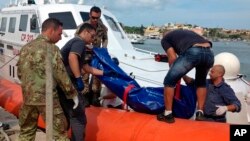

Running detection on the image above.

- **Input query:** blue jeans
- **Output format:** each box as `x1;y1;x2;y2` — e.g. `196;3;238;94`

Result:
164;47;214;87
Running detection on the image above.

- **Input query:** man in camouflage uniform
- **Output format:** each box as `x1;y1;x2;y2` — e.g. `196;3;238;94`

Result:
76;6;108;107
17;18;79;141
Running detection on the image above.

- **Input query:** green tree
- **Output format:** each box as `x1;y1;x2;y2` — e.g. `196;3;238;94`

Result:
123;25;145;35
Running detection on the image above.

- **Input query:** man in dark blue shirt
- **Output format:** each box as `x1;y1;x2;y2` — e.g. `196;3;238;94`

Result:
158;29;214;123
183;65;241;122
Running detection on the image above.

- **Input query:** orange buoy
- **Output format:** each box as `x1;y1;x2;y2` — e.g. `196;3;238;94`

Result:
0;78;230;141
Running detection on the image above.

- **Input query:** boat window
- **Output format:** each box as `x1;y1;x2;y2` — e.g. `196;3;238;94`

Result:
0;48;3;55
19;15;28;31
0;43;4;56
104;15;121;32
49;12;77;29
7;45;13;50
0;17;7;32
0;43;4;55
79;12;90;22
30;14;39;33
8;17;16;33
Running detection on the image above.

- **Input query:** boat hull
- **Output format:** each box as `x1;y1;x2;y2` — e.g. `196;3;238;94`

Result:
85;107;229;141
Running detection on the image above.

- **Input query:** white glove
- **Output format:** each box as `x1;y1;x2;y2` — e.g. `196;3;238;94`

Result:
86;44;93;49
98;96;103;101
72;95;79;109
215;105;228;115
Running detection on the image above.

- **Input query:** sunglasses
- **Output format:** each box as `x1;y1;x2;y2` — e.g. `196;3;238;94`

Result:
91;16;100;20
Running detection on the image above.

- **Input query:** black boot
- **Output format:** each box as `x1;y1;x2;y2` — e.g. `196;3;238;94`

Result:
92;93;101;107
83;93;91;107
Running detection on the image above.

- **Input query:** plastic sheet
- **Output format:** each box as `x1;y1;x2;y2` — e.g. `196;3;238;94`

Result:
91;48;196;118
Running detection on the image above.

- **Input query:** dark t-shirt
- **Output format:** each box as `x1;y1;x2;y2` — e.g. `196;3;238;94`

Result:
161;29;212;55
61;36;86;77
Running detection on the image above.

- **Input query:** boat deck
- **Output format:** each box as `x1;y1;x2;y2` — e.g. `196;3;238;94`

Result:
0;106;46;141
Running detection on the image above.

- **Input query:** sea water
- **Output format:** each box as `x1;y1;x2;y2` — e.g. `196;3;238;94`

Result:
133;39;250;81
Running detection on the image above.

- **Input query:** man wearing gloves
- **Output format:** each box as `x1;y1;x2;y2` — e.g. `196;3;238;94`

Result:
60;23;107;141
204;64;241;122
17;18;78;141
184;64;241;122
75;6;108;107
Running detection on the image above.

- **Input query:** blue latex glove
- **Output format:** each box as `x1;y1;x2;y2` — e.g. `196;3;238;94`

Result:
103;70;118;77
75;77;84;91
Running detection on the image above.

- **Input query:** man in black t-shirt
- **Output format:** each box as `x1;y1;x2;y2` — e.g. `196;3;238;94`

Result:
157;29;214;123
59;23;104;141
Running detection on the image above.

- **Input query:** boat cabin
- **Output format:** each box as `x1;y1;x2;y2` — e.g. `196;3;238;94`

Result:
0;0;134;83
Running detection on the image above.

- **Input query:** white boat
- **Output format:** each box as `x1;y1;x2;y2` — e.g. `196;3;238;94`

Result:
0;0;250;137
126;33;145;44
147;34;161;39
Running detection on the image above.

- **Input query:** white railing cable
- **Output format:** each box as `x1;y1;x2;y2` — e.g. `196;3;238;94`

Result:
0;55;18;69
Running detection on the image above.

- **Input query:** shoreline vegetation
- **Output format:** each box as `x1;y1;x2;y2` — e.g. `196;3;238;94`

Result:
123;23;250;42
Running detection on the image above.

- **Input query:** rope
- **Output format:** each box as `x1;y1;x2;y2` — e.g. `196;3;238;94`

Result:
238;74;250;86
174;80;181;100
0;55;18;69
122;84;135;111
129;73;163;86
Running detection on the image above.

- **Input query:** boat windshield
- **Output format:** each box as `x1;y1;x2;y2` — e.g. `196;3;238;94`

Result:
0;17;7;32
49;12;77;29
103;15;121;32
79;12;89;22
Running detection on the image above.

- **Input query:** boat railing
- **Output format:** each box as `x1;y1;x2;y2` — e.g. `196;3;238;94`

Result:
133;47;158;55
237;74;250;86
129;73;163;86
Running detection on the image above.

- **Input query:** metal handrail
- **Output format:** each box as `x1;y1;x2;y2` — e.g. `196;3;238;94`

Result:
133;47;158;55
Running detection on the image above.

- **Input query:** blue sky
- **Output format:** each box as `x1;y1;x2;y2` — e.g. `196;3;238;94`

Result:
1;0;250;29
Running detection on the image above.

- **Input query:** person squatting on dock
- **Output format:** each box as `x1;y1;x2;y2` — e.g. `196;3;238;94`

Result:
183;65;241;122
17;18;79;141
158;28;214;123
60;22;113;141
75;6;108;107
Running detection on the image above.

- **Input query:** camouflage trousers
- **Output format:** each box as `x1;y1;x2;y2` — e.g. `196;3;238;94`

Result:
82;72;101;95
82;53;101;95
18;104;69;141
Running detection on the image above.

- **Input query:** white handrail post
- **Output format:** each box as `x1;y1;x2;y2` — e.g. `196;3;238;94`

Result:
46;46;53;141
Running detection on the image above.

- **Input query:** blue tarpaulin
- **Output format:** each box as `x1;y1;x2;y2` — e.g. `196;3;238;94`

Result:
91;48;197;119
